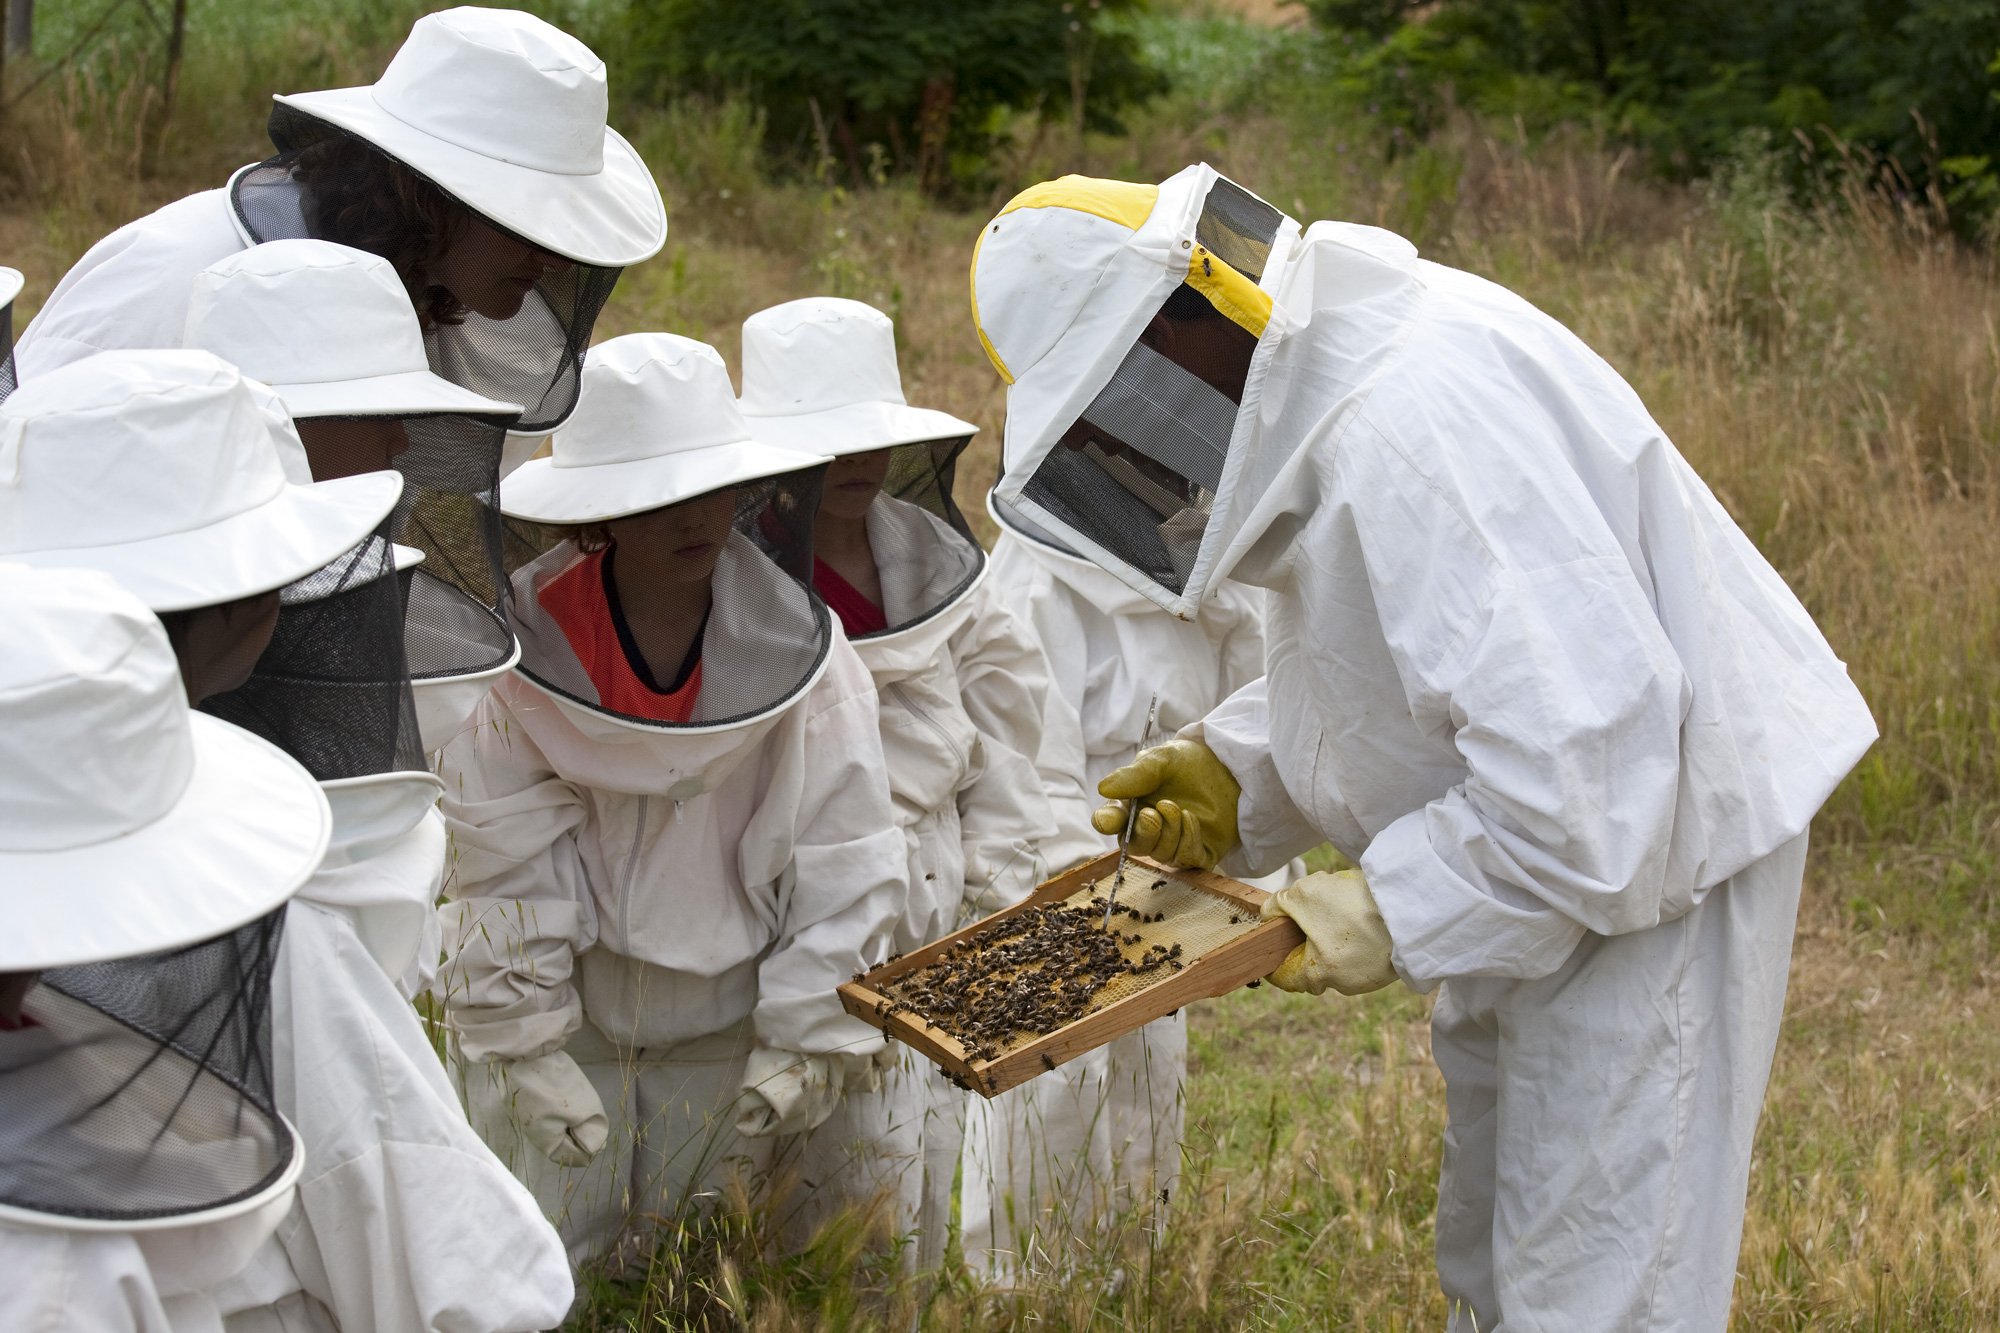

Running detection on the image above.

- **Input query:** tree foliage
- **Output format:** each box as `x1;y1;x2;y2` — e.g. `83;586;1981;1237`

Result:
1305;0;2000;212
625;0;1163;194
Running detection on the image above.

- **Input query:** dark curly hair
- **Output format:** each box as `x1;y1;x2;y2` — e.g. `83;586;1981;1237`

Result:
292;133;472;330
557;523;616;554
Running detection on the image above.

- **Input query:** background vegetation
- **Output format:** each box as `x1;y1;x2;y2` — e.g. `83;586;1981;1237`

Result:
5;0;1999;1327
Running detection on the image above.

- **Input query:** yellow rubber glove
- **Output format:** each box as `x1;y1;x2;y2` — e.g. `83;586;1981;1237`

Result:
1092;738;1241;870
1260;869;1399;996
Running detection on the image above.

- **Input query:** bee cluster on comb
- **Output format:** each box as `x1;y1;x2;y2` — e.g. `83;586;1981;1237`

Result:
871;883;1185;1064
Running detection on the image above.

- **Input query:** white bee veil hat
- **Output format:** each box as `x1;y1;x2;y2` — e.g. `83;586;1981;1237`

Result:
0;566;329;971
267;7;665;269
0;350;401;612
738;297;976;457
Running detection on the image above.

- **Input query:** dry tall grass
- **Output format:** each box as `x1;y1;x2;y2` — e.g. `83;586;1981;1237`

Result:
4;10;1996;1328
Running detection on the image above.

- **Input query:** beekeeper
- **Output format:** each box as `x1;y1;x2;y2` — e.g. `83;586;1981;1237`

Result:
0;350;572;1331
965;490;1273;1274
738;296;1062;1264
0;564;328;1332
17;6;663;462
972;166;1878;1331
185;238;528;756
437;332;906;1268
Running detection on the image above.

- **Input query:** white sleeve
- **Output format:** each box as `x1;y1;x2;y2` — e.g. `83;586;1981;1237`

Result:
1186;677;1324;879
1345;417;1692;988
274;902;573;1332
749;642;907;1057
1205;579;1270;698
435;690;595;1063
950;583;1065;909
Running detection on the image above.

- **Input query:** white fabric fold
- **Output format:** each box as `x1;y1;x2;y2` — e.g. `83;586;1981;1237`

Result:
439;626;903;1059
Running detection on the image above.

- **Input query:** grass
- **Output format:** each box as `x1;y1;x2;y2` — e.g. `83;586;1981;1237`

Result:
6;3;1999;1327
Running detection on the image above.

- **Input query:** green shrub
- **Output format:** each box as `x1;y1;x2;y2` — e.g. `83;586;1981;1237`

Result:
1301;0;2000;225
622;0;1165;194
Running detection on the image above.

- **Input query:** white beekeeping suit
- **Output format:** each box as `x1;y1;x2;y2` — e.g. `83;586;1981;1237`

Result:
0;350;573;1331
0;567;329;1333
962;493;1273;1276
438;333;907;1268
972;165;1877;1331
15;7;663;470
739;297;1062;1267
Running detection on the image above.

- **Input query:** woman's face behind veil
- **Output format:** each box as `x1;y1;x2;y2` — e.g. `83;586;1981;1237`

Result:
606;488;739;586
431;217;576;322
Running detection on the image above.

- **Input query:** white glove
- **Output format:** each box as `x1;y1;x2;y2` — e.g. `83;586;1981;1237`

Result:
502;1050;609;1168
734;1045;847;1138
1260;869;1400;996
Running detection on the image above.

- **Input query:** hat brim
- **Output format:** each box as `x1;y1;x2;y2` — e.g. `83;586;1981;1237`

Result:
0;714;331;970
273;90;667;268
411;637;521;753
0;267;24;311
500;439;829;524
7;471;401;613
273;368;523;422
744;400;977;459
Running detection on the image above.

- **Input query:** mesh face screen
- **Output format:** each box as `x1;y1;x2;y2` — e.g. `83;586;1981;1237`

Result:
1021;279;1255;596
237;109;623;432
385;413;518;683
0;298;16;404
1195;176;1285;283
503;468;837;730
846;436;986;639
201;523;424;779
0;909;292;1223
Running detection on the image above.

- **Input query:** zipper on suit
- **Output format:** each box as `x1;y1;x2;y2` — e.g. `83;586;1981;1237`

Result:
888;680;967;772
619;794;648;945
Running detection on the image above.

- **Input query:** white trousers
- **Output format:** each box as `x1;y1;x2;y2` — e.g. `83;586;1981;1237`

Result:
464;1017;770;1269
1431;831;1807;1332
959;1011;1186;1277
782;1045;965;1270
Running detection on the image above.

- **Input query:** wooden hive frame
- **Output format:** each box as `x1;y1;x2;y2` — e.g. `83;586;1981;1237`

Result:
837;850;1305;1098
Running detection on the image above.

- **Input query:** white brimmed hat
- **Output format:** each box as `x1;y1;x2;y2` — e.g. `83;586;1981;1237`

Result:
271;7;665;268
739;297;976;457
0;266;23;315
501;333;829;524
0;565;330;971
185;240;525;422
0;350;401;612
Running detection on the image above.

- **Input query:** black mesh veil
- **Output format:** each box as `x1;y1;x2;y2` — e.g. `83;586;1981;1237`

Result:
1018;176;1284;599
0;282;18;403
201;522;424;780
846;435;985;639
502;466;835;730
0;910;293;1224
231;104;623;433
314;412;521;713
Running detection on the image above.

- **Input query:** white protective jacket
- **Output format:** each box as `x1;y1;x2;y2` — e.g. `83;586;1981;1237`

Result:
17;188;245;379
217;771;573;1332
1183;222;1878;989
855;513;1065;935
985;509;1267;835
436;624;902;1067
